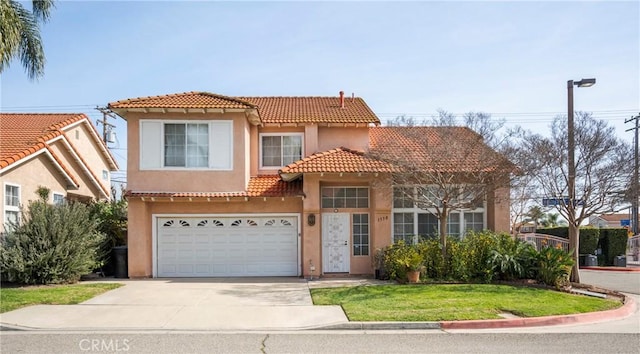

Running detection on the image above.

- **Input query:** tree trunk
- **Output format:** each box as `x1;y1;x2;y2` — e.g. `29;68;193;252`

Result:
569;222;581;283
439;211;449;260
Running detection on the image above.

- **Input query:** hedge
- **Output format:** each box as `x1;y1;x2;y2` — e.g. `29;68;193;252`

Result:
599;228;628;266
536;227;568;238
536;227;599;255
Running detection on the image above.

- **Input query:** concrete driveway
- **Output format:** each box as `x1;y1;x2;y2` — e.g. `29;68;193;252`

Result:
0;278;348;331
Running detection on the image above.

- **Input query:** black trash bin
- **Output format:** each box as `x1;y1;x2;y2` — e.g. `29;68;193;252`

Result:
614;255;626;267
112;246;128;278
585;254;598;266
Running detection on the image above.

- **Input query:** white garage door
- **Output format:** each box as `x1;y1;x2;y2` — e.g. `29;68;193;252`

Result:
156;216;299;277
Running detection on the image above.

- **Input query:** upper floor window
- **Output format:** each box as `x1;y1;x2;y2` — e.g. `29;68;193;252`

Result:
139;120;232;170
4;184;20;228
164;123;209;167
260;133;303;168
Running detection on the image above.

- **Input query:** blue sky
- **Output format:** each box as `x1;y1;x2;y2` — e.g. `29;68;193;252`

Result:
1;1;639;185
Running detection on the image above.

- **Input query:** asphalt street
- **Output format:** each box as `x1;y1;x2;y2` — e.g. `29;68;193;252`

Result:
0;331;638;354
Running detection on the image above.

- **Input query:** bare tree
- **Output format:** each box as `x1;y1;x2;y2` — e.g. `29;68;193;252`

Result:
370;112;515;258
524;112;631;282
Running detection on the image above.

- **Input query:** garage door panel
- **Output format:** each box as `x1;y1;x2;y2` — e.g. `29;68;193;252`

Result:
157;216;298;277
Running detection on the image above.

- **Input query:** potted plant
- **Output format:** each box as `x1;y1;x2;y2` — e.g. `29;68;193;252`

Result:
396;244;424;283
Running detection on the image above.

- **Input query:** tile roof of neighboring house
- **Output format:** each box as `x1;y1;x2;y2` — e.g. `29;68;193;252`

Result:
369;126;513;173
0;113;117;198
125;176;302;199
108;91;380;125
280;147;394;174
0;113;85;167
598;214;630;222
0;113;118;171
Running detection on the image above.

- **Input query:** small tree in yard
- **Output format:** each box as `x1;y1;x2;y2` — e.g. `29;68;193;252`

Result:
0;188;105;284
524;113;631;283
369;113;516;259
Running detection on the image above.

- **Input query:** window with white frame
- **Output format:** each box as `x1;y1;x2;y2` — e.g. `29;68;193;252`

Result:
321;187;369;209
260;134;303;168
165;123;209;167
352;213;369;256
53;193;65;205
139;120;232;170
4;184;20;228
392;186;485;242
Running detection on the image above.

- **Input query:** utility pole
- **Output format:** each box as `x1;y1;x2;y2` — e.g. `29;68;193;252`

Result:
96;107;117;144
626;113;640;235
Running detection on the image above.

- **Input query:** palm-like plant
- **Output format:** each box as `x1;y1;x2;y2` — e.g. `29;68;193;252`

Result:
0;0;55;79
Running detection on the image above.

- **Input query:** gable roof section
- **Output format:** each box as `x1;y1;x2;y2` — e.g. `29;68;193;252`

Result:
1;113;83;167
108;91;257;110
369;126;512;173
125;175;302;199
108;92;380;125
0;113;117;198
280;147;394;174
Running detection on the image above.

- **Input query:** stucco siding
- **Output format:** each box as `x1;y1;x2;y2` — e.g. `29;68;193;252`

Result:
126;112;249;192
0;154;69;232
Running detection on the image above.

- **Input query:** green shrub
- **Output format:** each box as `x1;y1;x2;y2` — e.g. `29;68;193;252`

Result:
416;239;445;279
578;228;600;255
460;231;498;282
533;246;575;288
0;196;106;285
380;241;424;281
489;234;535;281
599;228;628;265
89;198;127;272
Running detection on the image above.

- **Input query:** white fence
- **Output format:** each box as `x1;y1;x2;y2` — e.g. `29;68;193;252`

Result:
517;233;570;252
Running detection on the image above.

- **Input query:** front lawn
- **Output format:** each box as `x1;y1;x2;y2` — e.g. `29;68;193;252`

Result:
0;283;122;313
310;284;620;321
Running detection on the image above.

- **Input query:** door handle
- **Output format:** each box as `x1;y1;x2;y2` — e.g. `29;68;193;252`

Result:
344;241;348;246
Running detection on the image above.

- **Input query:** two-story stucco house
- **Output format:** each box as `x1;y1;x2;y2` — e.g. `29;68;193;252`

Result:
109;91;510;278
0;113;119;233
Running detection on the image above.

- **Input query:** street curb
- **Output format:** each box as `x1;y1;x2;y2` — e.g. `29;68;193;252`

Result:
440;295;636;329
320;322;441;330
581;266;640;272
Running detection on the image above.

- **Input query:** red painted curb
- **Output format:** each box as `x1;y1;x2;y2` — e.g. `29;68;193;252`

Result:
580;266;640;272
440;296;636;329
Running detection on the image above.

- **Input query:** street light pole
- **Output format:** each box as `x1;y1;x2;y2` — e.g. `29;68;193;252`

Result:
567;78;595;284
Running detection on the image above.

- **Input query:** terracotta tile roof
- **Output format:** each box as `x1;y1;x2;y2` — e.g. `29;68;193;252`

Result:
108;91;257;110
598;214;630;222
126;176;302;199
280;147;394;174
0;113;86;168
369;126;512;173
108;92;380;125
236;96;380;124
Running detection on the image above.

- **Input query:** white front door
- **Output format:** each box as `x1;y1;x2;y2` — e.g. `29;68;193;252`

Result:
322;213;350;273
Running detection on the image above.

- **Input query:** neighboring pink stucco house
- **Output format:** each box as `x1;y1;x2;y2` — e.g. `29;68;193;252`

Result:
108;91;510;278
0;113;119;233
